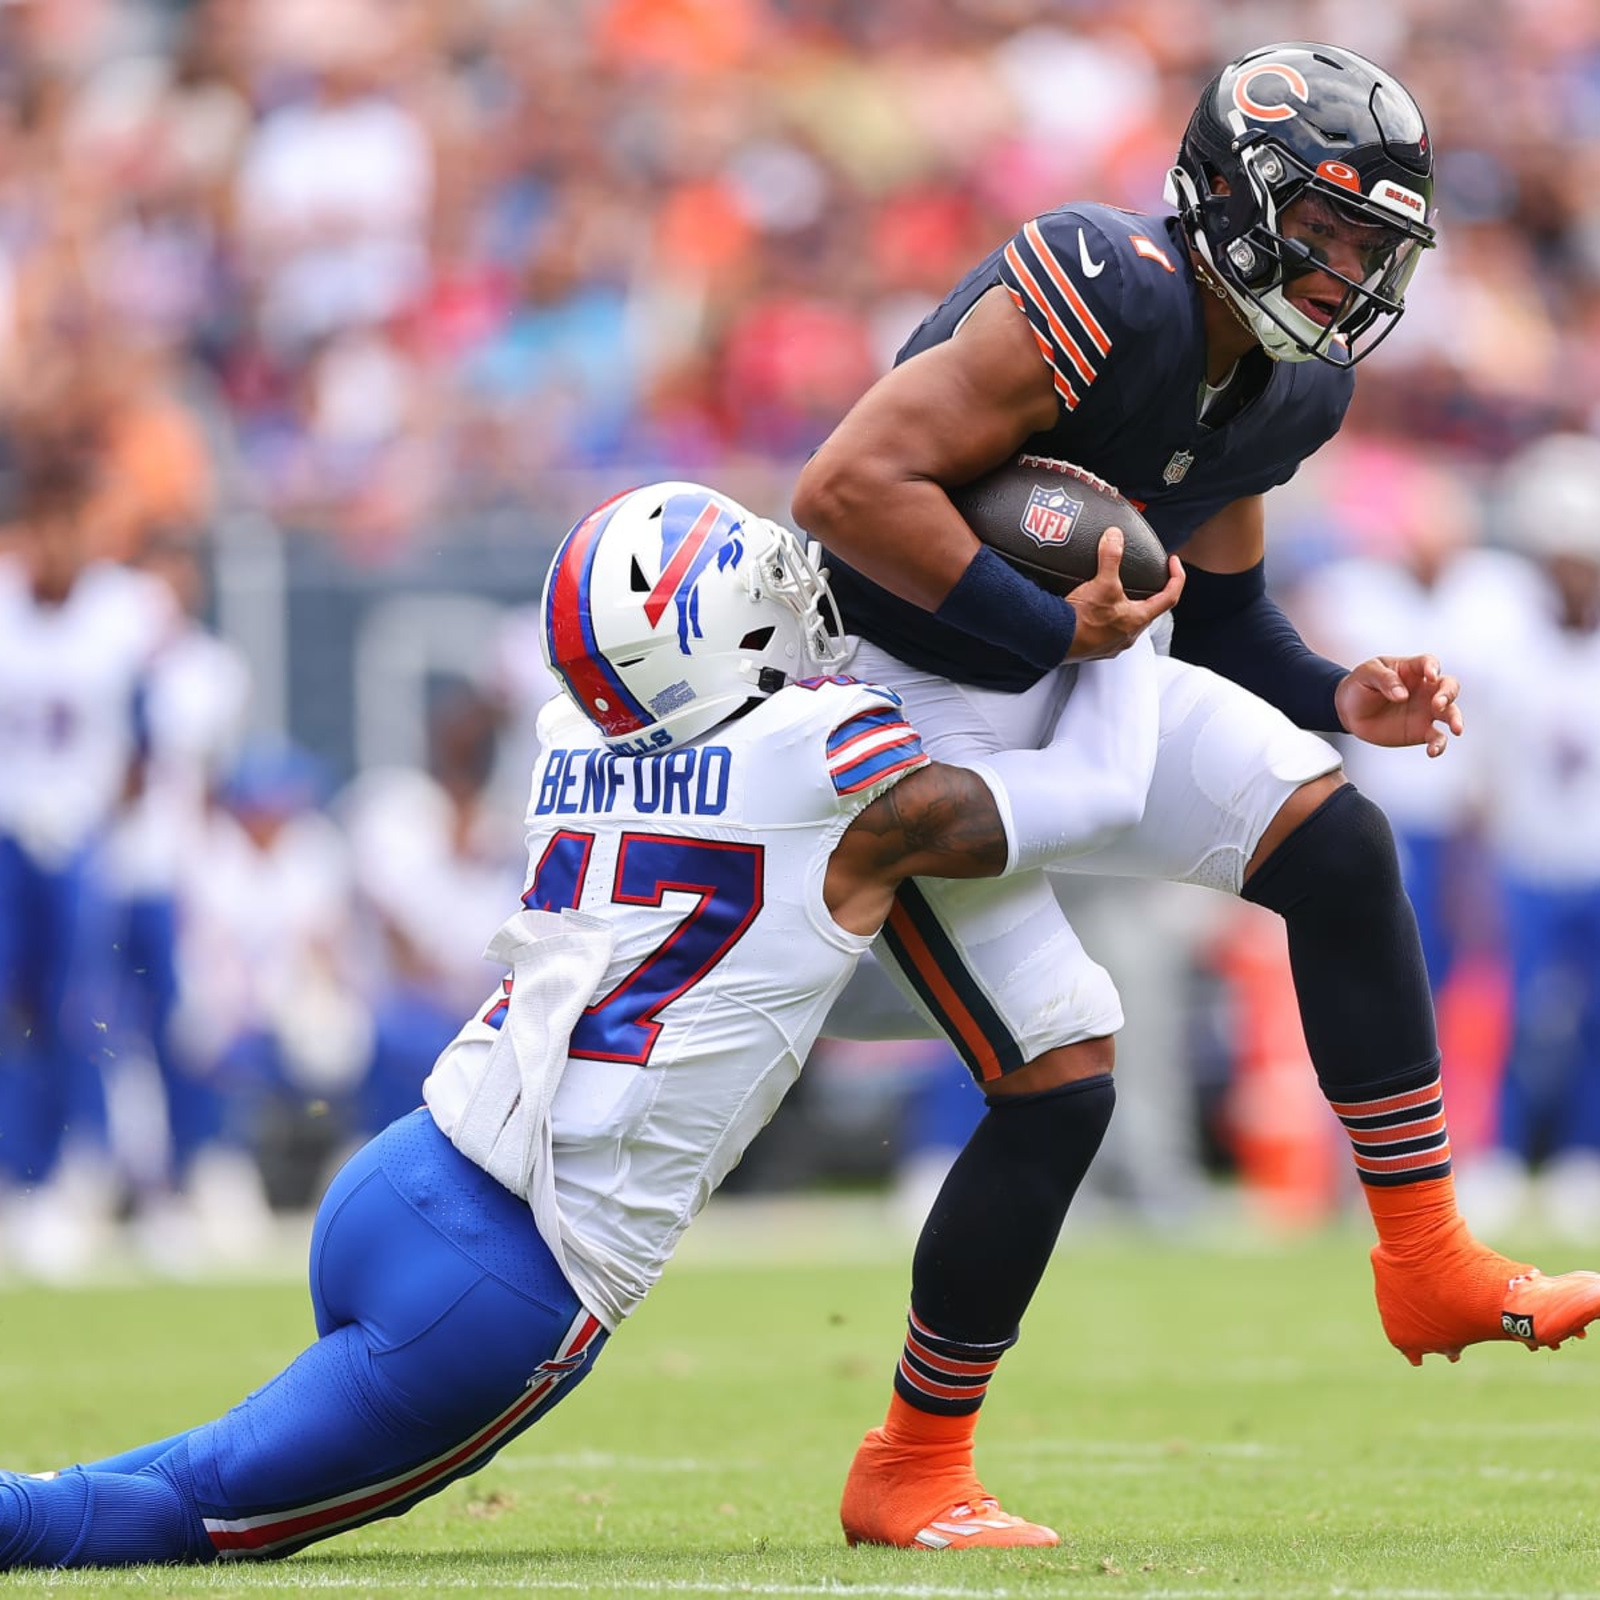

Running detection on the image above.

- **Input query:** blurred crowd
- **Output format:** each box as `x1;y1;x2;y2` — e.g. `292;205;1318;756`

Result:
4;0;1600;553
3;0;1600;1275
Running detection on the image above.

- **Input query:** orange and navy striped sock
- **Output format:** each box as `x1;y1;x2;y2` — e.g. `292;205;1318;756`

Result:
892;1309;1017;1419
1326;1065;1452;1192
1326;1065;1477;1255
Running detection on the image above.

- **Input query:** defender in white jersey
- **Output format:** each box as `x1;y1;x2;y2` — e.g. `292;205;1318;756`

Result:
0;482;1151;1567
430;675;942;1327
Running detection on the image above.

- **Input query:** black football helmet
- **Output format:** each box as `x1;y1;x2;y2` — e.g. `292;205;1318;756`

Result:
1165;42;1436;364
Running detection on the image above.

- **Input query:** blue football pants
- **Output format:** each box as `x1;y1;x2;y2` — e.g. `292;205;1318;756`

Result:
0;1109;607;1566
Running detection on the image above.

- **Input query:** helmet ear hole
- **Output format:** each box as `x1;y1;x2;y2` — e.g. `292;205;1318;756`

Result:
740;626;775;650
629;556;650;592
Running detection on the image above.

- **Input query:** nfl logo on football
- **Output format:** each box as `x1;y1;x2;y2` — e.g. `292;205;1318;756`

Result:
1020;485;1082;546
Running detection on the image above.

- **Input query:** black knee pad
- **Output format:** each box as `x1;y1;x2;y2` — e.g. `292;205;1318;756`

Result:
1243;783;1403;924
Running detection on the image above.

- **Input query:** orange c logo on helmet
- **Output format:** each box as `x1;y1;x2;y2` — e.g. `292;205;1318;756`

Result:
1232;62;1310;122
1317;160;1362;192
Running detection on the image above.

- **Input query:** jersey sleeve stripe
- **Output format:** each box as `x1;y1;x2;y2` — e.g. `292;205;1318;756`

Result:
825;704;915;758
1022;218;1112;356
1002;242;1098;388
833;747;928;795
829;732;928;794
1004;285;1081;409
827;707;928;790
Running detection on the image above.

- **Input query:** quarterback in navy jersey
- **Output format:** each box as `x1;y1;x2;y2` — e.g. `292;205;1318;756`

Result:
827;201;1351;690
796;41;1600;1552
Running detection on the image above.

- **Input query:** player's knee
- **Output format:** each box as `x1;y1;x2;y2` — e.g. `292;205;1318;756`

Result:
1244;783;1403;920
987;1034;1115;1098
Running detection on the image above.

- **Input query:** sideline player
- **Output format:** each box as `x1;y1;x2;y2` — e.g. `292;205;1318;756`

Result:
0;481;1160;1567
792;41;1600;1549
0;450;175;1269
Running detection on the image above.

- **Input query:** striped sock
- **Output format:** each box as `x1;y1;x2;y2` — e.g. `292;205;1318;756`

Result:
1326;1066;1451;1189
893;1310;1017;1418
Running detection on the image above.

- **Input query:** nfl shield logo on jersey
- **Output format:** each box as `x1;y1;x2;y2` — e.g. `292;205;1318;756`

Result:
1020;485;1083;546
1162;449;1195;486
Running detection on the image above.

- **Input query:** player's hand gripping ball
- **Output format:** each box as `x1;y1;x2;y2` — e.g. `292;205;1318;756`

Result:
949;454;1169;599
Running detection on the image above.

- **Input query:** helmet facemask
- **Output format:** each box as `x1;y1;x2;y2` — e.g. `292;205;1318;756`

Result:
1166;43;1437;366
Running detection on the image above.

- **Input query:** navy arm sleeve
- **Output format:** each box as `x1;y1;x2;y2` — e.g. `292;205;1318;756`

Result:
1168;562;1347;733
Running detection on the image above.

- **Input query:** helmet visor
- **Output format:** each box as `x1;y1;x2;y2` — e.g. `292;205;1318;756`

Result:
1275;189;1428;320
1230;139;1436;358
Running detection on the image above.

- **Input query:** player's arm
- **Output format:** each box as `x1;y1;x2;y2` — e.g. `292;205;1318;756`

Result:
823;760;1014;935
792;288;1178;664
824;643;1158;936
795;288;1055;608
1172;497;1464;752
1169;494;1350;732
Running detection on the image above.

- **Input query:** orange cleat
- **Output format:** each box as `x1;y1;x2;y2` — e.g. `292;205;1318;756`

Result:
840;1426;1059;1550
1372;1243;1600;1366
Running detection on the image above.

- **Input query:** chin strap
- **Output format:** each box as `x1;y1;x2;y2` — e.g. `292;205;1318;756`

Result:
1193;249;1322;365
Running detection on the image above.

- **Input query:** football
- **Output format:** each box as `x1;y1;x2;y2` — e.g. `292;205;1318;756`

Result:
948;454;1170;599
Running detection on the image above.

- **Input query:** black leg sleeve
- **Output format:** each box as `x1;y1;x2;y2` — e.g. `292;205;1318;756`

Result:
1241;783;1440;1094
910;1073;1115;1346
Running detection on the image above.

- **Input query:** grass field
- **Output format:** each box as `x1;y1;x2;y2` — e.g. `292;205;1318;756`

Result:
1;1198;1599;1598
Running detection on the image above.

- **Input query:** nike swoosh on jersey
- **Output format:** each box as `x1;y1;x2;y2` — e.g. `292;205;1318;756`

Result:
1077;228;1105;278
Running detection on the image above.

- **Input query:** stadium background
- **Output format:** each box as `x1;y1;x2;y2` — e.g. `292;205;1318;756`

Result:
1;0;1598;1275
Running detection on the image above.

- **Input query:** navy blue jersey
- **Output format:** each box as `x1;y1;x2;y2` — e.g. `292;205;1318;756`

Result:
823;204;1354;689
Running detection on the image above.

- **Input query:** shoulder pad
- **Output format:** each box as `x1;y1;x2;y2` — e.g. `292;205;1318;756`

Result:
535;693;595;751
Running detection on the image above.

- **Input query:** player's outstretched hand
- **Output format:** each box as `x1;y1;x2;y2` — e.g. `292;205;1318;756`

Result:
1065;528;1185;662
1335;654;1464;756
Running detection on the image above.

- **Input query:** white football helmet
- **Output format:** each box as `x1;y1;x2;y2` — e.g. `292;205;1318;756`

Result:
1498;433;1600;563
540;481;848;753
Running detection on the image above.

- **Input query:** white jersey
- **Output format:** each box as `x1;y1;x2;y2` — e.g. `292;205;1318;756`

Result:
1474;566;1600;886
0;557;174;867
425;677;928;1327
1295;549;1522;834
104;623;252;896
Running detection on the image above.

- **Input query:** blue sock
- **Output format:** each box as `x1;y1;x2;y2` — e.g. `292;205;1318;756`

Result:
0;1454;210;1569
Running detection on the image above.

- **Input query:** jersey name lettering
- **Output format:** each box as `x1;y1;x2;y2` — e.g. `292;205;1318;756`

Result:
534;745;732;818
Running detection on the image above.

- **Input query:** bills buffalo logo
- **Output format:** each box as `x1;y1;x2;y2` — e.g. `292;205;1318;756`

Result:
1231;62;1308;122
1020;484;1084;546
641;496;744;653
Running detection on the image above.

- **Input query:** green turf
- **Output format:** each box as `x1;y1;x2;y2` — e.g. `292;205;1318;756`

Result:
2;1206;1599;1597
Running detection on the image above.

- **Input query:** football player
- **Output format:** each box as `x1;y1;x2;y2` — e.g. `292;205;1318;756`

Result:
0;481;1155;1566
792;41;1600;1550
0;449;175;1268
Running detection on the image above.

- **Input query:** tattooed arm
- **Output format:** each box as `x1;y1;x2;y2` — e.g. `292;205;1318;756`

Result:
822;761;1012;936
824;642;1162;937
